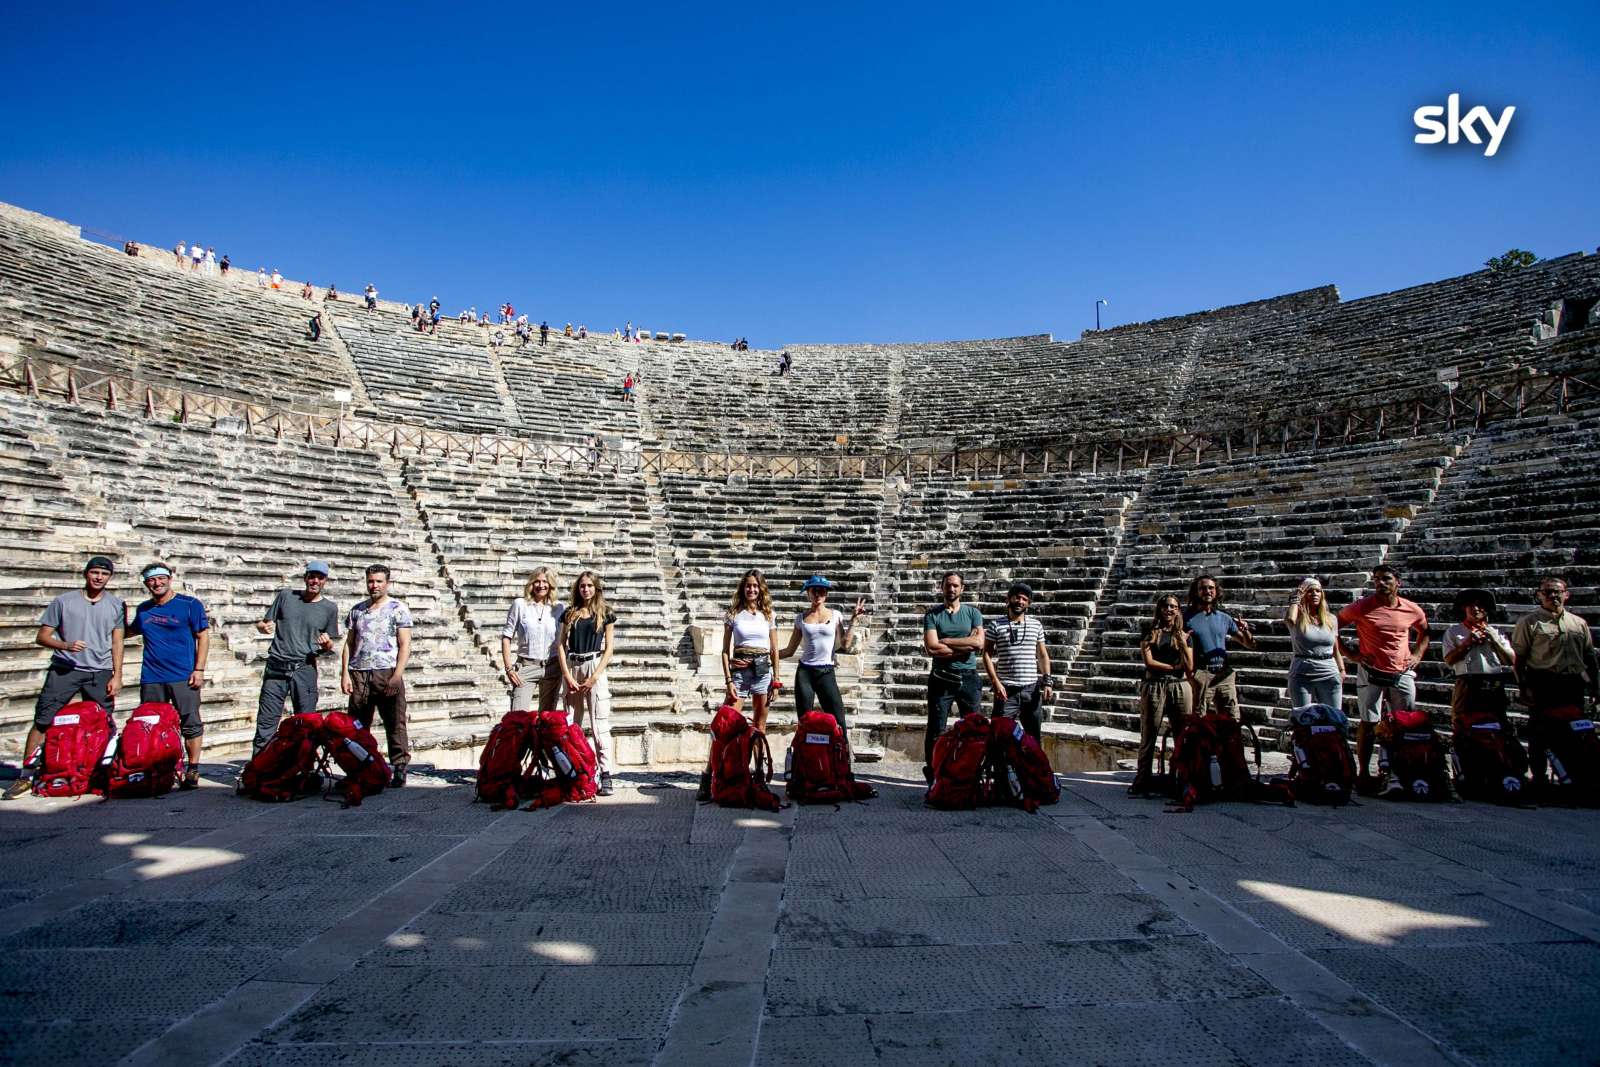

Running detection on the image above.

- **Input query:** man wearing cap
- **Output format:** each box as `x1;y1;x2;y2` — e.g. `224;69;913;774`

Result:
127;563;210;789
922;571;985;780
251;561;340;755
982;581;1053;741
5;556;126;799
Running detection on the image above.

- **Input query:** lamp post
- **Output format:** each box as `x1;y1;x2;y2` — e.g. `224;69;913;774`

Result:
1095;298;1109;331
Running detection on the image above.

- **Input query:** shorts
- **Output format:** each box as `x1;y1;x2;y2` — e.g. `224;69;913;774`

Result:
139;681;204;739
731;651;773;697
35;663;114;728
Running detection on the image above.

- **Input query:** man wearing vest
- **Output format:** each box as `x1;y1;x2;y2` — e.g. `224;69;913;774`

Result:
982;581;1053;742
922;571;985;781
1183;574;1254;719
127;562;210;790
6;556;126;800
1337;564;1430;787
1512;574;1597;787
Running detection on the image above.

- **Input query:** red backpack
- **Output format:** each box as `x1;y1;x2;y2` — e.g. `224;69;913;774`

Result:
1376;709;1451;801
476;710;539;809
926;713;993;810
987;716;1060;812
522;711;600;809
33;700;115;798
1168;714;1294;812
107;702;185;798
1530;704;1599;803
239;712;325;802
1449;708;1530;803
321;712;390;807
786;710;875;805
709;704;781;811
1285;706;1357;806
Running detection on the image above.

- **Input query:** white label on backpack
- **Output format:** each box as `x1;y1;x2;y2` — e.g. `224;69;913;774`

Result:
804;733;830;745
133;715;161;726
1012;722;1024;742
54;714;81;725
1573;720;1595;732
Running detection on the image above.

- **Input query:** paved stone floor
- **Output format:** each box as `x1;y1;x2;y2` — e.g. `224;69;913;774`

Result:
2;764;1598;1067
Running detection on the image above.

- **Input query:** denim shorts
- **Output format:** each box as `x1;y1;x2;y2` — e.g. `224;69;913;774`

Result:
732;652;773;697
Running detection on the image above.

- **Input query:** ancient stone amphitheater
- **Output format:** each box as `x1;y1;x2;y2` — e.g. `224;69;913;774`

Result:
2;199;1597;767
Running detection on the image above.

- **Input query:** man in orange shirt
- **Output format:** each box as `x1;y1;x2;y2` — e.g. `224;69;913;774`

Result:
1337;564;1430;785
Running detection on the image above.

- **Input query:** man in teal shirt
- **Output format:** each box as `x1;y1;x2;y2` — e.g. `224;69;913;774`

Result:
922;571;985;780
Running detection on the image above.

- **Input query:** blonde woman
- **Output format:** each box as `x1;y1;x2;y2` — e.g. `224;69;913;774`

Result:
1129;594;1193;797
500;566;564;711
1285;577;1345;709
557;571;616;796
723;569;781;732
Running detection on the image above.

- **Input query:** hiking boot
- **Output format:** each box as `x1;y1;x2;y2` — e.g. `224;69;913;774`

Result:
696;770;712;802
597;773;614;797
179;768;201;791
390;767;407;789
3;777;33;800
1127;773;1152;798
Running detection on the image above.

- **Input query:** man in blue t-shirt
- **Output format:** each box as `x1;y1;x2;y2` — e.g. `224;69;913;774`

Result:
127;563;210;789
1183;573;1255;719
921;571;985;780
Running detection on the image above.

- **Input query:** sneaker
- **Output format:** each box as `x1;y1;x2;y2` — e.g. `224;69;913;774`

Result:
3;777;33;801
390;767;407;789
1381;777;1404;796
597;773;614;797
179;768;201;791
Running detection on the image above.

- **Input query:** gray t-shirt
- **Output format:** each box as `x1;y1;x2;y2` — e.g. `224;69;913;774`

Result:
263;589;340;667
40;590;126;671
1289;621;1340;679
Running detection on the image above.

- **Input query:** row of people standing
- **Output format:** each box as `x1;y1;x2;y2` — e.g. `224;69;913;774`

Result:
1129;566;1597;795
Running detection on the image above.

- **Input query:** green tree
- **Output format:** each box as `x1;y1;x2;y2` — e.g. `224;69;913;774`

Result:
1485;249;1537;273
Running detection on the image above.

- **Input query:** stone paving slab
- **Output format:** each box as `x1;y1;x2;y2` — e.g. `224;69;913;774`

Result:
0;765;1597;1066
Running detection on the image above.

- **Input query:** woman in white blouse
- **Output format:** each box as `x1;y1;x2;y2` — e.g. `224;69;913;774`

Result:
723;569;781;732
500;566;565;711
779;574;866;731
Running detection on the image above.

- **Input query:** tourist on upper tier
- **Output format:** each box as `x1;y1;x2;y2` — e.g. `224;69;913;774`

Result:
127;563;208;790
175;241;186;269
502;566;565;712
515;321;531;347
252;560;339;756
364;284;378;311
625;321;633;341
460;307;474;323
219;254;230;275
776;351;792;376
1512;574;1597;786
564;322;574;337
123;240;140;257
271;269;282;290
325;284;339;302
1184;574;1254;719
780;575;866;730
557;570;616;797
1284;577;1344;709
429;307;443;334
578;324;587;339
190;242;203;271
1336;564;1429;784
341;564;414;788
256;266;268;288
492;329;506;348
621;372;635;402
921;571;985;781
479;312;491;327
1444;588;1515;729
308;312;323;342
540;321;550;346
1129;593;1193;797
5;556;125;800
204;247;216;274
982;581;1053;742
429;297;440;315
300;281;314;300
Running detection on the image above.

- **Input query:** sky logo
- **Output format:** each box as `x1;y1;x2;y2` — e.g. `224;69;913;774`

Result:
1414;94;1515;157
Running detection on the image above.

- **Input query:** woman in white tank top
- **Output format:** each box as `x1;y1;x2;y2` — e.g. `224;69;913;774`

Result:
722;569;780;731
779;574;867;731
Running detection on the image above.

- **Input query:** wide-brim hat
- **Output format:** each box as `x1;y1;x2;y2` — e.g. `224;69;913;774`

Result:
1451;588;1497;614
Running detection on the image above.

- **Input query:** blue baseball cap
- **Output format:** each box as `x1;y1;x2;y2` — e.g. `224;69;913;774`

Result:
305;559;331;577
801;575;833;592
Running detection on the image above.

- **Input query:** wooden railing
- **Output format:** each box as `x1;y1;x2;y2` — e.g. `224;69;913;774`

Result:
4;353;1595;481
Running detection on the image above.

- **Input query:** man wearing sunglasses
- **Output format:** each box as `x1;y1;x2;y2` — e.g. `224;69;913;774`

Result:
251;560;340;755
1512;575;1597;785
982;581;1053;741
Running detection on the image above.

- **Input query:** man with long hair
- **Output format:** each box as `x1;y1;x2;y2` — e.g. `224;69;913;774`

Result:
1184;574;1254;719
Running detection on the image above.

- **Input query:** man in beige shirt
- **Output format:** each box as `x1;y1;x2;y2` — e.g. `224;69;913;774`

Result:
1511;575;1597;785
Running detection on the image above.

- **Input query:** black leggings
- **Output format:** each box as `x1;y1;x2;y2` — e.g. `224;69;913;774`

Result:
794;664;846;730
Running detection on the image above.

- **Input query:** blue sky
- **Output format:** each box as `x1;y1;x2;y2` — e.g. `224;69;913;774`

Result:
3;3;1595;344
